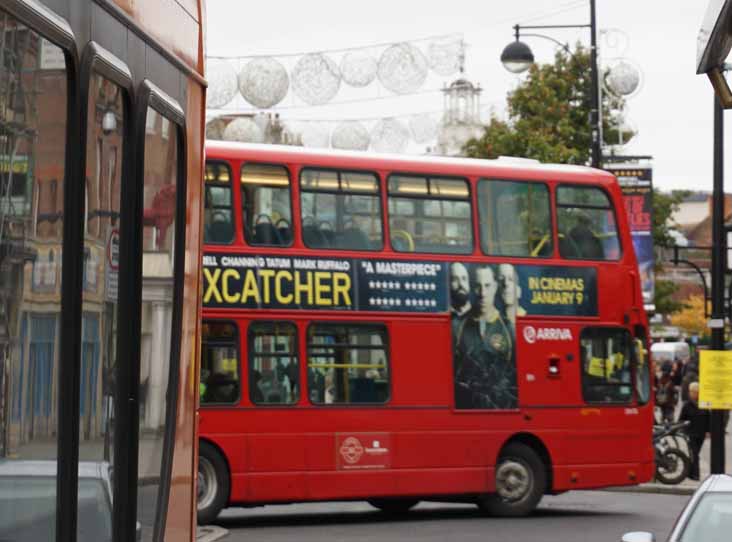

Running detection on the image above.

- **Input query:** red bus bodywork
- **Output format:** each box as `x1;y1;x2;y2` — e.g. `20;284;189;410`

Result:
198;141;654;516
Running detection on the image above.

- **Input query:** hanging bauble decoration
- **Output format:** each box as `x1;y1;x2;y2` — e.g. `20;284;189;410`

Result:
222;117;264;143
291;53;342;105
300;122;331;148
206;59;238;109
408;114;439;144
340;51;378;87
378;43;429;94
427;37;463;76
371;118;410;153
331;121;370;150
604;59;642;97
238;57;290;108
205;117;227;140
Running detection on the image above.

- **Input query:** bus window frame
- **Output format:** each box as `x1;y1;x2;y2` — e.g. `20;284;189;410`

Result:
131;79;187;542
204;160;235;245
2;3;79;541
299;166;384;252
201;319;242;406
386;171;473;255
79;40;136;542
247;320;301;407
305;321;392;407
477;178;555;259
556;183;623;262
579;326;634;405
240;161;295;248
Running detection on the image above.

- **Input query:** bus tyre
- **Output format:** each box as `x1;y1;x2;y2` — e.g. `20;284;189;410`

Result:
478;443;546;517
197;441;229;525
367;498;419;515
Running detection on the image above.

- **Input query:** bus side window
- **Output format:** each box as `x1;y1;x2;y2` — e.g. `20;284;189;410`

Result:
387;175;472;254
249;322;299;405
204;162;234;244
556;185;621;261
201;321;240;405
478;179;553;258
580;327;633;404
241;163;293;247
307;324;390;405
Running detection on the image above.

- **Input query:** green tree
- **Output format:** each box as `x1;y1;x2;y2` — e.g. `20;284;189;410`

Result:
464;45;626;164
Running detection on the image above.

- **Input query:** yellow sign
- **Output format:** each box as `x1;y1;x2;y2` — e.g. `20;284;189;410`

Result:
699;350;732;409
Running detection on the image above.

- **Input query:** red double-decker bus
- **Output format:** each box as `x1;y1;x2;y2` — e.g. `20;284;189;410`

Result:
196;141;653;524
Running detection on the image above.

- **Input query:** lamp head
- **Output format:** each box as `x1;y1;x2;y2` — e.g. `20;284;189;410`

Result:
500;40;534;74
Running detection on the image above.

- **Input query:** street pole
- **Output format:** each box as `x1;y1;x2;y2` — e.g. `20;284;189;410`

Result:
589;0;601;169
711;94;726;474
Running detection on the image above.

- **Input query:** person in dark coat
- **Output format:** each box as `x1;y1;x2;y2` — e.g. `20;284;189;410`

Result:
655;362;678;423
679;382;710;481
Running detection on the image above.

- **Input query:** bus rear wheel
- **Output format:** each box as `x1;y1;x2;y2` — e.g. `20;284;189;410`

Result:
197;441;229;525
477;442;546;517
368;498;419;514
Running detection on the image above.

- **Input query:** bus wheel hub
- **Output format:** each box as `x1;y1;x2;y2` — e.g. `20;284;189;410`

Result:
496;460;531;501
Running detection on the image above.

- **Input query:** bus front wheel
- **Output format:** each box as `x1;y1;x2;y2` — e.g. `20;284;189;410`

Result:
477;442;546;517
197;441;229;525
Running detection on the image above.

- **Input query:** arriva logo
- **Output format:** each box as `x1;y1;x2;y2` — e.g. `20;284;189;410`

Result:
523;326;573;344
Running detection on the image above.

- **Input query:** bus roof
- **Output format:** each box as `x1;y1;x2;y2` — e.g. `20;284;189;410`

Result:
205;141;618;187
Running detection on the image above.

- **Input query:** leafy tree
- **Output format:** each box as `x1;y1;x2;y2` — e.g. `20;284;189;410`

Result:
669;295;709;338
464;45;626;164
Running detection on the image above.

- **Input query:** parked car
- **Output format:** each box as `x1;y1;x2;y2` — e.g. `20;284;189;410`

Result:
621;474;732;542
0;460;114;541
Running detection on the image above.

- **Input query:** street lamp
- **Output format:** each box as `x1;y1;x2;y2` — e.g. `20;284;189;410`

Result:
500;0;601;169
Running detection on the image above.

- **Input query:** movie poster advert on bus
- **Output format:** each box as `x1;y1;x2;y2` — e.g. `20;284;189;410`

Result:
448;262;597;410
202;253;448;312
605;163;655;309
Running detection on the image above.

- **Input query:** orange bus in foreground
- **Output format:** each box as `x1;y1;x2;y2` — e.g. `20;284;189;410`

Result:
0;1;206;540
197;141;653;523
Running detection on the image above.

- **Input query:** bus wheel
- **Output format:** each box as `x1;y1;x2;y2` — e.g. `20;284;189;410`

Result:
478;442;546;517
197;441;229;525
368;498;419;514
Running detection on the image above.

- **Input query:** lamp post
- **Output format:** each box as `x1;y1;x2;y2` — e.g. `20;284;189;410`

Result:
500;0;601;169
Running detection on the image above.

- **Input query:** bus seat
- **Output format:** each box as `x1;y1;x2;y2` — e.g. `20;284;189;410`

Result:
206;220;233;244
338;226;370;250
350;377;377;403
276;219;292;245
303;224;328;248
254;222;282;245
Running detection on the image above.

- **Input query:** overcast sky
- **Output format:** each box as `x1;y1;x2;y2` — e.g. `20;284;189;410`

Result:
206;0;722;192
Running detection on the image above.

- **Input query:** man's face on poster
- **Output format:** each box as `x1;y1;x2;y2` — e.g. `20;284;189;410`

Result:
474;266;497;313
498;264;518;305
450;263;470;307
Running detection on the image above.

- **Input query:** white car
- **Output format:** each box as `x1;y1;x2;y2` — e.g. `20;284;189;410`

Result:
0;460;114;541
622;474;732;542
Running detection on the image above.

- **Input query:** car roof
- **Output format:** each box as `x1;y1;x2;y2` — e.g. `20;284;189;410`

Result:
701;474;732;492
0;460;107;479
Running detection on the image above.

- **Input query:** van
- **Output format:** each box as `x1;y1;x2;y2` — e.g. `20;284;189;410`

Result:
651;341;690;365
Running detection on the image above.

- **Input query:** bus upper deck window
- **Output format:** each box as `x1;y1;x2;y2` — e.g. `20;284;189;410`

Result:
387;174;472;254
478;180;552;258
557;185;621;261
204;162;234;244
299;169;383;251
241;163;293;246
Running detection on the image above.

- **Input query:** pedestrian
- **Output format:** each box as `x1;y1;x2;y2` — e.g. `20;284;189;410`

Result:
655;361;678;423
678;382;710;481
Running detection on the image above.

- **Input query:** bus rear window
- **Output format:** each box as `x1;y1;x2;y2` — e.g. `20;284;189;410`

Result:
478;180;552;257
387;174;472;254
307;324;389;405
241;163;293;246
557;185;620;260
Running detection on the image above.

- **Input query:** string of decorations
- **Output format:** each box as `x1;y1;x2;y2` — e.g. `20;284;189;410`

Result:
206;34;465;110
